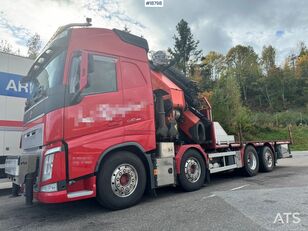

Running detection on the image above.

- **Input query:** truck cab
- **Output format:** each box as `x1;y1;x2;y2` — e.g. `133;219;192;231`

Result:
6;22;156;204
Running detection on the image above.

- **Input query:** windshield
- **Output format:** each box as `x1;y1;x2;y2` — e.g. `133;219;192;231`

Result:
26;50;66;110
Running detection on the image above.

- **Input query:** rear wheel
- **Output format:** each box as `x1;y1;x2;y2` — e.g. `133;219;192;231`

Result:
242;145;259;177
96;151;146;210
259;146;274;172
179;149;206;191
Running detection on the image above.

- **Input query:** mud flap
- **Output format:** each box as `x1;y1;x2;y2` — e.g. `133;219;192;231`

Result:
25;173;35;205
276;144;292;159
204;168;210;185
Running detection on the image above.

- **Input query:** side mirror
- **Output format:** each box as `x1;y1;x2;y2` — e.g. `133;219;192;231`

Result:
79;52;88;91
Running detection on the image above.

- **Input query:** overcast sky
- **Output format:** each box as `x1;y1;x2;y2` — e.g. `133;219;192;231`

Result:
1;0;308;64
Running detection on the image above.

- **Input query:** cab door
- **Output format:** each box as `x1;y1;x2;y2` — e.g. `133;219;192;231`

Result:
64;51;124;179
120;59;156;150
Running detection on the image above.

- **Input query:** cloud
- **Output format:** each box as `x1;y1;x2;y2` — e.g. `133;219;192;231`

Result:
120;0;308;63
0;0;144;53
1;0;308;64
193;22;232;54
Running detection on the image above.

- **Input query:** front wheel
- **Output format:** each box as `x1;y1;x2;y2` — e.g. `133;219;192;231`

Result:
96;151;146;210
178;149;206;191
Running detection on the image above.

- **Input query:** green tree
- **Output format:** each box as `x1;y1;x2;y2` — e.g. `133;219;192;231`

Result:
258;46;277;110
0;40;21;55
295;54;308;106
168;19;202;76
0;40;13;53
298;41;308;57
199;51;224;92
261;45;276;75
201;51;225;80
258;67;283;110
211;74;249;133
27;33;42;59
282;61;297;107
226;45;260;105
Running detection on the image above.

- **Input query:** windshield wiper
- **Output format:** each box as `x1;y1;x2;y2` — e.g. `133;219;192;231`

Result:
25;86;47;110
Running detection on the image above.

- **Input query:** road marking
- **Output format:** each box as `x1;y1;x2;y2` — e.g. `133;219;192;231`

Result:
201;194;216;200
230;184;249;191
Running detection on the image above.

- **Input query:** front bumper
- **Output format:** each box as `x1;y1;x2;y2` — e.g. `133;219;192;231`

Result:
6;147;96;204
35;175;97;203
35;190;69;203
35;187;96;203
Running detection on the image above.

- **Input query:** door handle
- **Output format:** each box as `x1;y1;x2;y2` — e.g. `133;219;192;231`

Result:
108;121;121;127
127;117;142;123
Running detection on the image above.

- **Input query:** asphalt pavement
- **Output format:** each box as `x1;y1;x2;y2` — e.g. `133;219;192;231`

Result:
0;151;307;231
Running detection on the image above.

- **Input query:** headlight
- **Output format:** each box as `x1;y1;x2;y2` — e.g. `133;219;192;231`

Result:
41;183;57;192
42;154;54;181
42;146;62;182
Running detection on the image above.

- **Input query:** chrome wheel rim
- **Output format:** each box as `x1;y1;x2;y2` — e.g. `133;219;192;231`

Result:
247;152;257;170
265;151;273;168
184;157;201;183
111;164;138;198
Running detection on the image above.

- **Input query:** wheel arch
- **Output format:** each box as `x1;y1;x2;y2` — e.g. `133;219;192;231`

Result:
245;143;257;150
175;145;208;174
255;142;275;163
95;142;155;190
176;145;209;189
241;143;258;164
263;142;275;156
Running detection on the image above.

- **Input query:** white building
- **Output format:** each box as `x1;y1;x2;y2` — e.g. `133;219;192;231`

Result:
0;52;33;177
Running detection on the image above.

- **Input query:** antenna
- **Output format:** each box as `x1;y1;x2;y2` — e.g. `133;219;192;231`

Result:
86;17;92;25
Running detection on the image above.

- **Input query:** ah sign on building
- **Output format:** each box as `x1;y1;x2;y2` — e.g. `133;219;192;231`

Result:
0;53;33;174
0;72;30;98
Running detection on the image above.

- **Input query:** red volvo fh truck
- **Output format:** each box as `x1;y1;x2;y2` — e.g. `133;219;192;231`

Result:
5;19;291;210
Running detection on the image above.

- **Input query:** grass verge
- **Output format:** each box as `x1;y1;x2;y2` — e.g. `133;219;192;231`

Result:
243;126;308;151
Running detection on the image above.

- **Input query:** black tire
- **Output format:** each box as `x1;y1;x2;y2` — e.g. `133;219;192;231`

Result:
242;145;259;177
96;151;146;210
179;149;206;191
259;146;274;172
11;183;21;197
